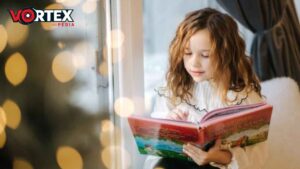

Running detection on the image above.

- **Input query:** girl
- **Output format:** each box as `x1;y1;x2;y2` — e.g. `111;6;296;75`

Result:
144;8;268;169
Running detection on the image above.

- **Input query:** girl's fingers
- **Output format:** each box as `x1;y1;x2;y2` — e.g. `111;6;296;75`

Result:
177;112;186;120
169;109;189;120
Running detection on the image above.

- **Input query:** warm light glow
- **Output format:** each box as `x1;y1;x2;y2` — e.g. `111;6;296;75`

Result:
41;3;64;31
0;130;6;148
0;107;7;134
101;119;114;132
2;99;21;129
5;20;29;48
5;52;28;86
102;45;121;64
114;97;135;117
82;1;97;14
58;42;66;49
98;61;108;76
57;0;82;7
13;159;34;169
100;126;122;147
56;146;83;169
0;25;8;53
72;42;95;69
102;45;107;61
107;29;125;49
101;146;131;169
52;51;77;83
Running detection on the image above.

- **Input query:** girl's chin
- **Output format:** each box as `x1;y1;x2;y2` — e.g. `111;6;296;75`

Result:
192;77;209;82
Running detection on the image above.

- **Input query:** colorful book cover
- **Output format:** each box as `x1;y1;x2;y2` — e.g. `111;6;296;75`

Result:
128;102;273;160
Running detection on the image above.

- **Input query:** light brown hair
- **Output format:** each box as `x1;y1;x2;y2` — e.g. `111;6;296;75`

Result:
166;8;261;104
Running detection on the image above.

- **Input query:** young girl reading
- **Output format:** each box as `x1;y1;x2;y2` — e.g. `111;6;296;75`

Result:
144;8;268;169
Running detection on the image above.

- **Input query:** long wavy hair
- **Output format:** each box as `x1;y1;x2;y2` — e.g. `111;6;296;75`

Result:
166;8;261;104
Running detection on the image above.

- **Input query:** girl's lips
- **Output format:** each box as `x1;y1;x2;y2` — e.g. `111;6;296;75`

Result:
191;71;204;73
190;70;205;76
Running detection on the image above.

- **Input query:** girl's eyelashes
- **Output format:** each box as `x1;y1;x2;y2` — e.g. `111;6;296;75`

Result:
184;52;192;55
201;54;209;58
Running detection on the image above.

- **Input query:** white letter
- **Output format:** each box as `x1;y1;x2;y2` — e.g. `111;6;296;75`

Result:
62;10;73;22
44;10;53;21
34;10;44;21
54;10;62;22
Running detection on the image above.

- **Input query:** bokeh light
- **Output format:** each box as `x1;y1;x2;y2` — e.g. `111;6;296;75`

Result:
0;25;8;53
52;51;77;83
101;119;114;132
56;146;83;169
98;61;108;76
107;29;125;49
0;107;7;134
13;159;34;169
5;20;29;48
72;42;95;69
101;146;131;169
41;3;64;31
82;0;97;14
0;130;6;148
2;99;21;129
58;42;66;49
114;97;135;117
100;126;122;147
102;45;121;64
56;0;82;7
5;52;28;86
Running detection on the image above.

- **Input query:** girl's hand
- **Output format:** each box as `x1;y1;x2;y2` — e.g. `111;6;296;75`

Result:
183;139;232;166
167;109;189;121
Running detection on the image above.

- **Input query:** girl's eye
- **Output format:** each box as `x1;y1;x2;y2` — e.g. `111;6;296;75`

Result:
184;52;192;56
201;54;209;58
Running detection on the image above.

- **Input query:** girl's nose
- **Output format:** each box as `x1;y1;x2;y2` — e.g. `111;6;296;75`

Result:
191;55;201;67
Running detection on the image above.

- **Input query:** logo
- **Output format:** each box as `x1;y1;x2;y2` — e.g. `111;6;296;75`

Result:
9;7;75;27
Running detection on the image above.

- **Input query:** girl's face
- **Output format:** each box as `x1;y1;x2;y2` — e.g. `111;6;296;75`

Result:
183;29;213;82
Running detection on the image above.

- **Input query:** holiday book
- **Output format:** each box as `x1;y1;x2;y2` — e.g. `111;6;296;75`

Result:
128;102;273;160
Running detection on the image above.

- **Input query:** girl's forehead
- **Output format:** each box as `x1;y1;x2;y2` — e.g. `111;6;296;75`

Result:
186;29;211;50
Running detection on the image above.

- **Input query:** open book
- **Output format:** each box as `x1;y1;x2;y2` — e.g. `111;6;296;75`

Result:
128;102;273;160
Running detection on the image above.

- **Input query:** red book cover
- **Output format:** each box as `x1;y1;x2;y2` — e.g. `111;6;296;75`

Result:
128;102;273;160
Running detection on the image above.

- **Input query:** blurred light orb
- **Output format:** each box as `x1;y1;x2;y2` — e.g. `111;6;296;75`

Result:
41;3;64;30
13;159;34;169
101;146;131;169
56;146;83;169
57;0;82;7
0;25;8;53
2;99;21;129
52;51;77;83
101;119;114;132
0;130;6;148
58;41;66;49
114;97;135;117
98;61;108;76
82;1;97;14
0;107;7;134
100;126;122;147
5;52;28;86
5;20;29;48
107;29;125;49
72;42;95;69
